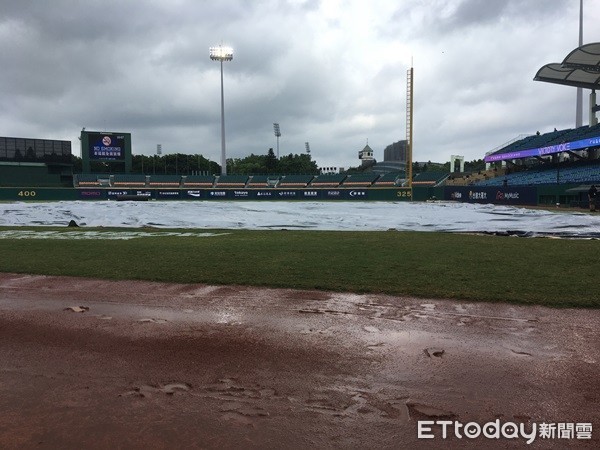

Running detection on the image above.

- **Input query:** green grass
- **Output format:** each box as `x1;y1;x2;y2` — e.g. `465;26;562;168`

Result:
0;227;598;308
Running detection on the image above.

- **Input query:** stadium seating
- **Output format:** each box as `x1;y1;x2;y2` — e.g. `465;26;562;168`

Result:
445;169;505;186
112;174;147;187
148;175;181;187
278;175;315;187
412;171;449;186
214;174;249;187
247;175;282;187
476;161;600;186
182;175;215;187
247;175;268;187
341;173;379;187
267;176;281;187
309;174;347;187
488;124;600;159
76;174;102;187
373;172;401;186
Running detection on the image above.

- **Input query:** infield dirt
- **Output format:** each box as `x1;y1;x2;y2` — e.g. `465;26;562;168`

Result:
0;273;598;448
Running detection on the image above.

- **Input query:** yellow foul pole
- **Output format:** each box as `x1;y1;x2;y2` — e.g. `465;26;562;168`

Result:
406;66;414;193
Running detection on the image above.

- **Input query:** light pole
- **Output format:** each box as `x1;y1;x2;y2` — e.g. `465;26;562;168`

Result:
155;144;161;175
273;123;281;159
210;45;234;175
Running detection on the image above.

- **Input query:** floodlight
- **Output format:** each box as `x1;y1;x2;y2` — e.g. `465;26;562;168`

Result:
209;46;234;61
273;123;281;158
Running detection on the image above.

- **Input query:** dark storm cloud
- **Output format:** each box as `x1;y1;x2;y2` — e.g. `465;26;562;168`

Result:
445;0;508;27
0;0;598;167
386;0;573;41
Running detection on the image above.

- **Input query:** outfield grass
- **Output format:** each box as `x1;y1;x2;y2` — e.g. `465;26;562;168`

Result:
0;227;598;308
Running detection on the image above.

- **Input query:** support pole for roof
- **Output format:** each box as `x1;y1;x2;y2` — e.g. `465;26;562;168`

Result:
591;90;599;126
576;0;583;128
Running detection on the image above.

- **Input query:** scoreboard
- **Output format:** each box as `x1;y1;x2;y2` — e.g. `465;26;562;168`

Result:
88;133;126;161
80;130;132;173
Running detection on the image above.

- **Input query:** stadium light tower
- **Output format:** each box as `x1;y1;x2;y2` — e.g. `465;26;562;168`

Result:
273;123;281;159
305;142;310;154
210;45;234;175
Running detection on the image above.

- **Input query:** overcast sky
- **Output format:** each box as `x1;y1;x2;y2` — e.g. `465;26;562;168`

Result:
1;0;599;169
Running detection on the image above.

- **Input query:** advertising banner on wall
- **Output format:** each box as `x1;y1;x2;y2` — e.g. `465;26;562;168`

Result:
70;188;407;201
156;190;182;199
444;186;537;205
484;136;600;163
78;189;106;200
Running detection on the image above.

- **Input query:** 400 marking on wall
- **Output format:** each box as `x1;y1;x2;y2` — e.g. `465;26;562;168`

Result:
17;190;37;198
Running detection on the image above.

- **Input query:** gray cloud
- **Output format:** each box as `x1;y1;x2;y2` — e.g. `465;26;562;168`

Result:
0;0;598;169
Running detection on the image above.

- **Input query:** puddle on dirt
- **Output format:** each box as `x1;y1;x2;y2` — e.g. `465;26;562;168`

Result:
406;402;457;419
123;382;192;398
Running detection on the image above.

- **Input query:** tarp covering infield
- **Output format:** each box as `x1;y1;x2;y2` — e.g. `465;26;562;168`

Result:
1;200;599;238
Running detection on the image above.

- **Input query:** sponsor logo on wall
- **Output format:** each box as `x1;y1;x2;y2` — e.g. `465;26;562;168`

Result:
107;190;129;197
468;191;487;201
349;190;367;198
278;191;297;197
496;191;520;200
157;190;181;198
444;186;536;205
80;190;102;197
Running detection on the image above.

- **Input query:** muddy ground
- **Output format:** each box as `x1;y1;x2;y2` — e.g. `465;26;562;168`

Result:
0;273;598;449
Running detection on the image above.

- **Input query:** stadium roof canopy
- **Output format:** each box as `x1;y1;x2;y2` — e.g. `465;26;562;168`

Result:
534;42;600;90
484;44;600;164
563;42;600;71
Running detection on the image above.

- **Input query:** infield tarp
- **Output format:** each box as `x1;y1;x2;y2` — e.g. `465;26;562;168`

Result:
1;201;600;238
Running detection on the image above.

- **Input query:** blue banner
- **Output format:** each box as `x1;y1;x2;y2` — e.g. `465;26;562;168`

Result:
485;135;600;163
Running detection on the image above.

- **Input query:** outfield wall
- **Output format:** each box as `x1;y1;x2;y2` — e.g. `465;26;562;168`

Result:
0;185;587;206
442;186;538;206
438;184;584;207
0;187;412;202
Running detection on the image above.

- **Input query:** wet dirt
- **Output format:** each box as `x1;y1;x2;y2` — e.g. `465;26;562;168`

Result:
0;273;598;448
